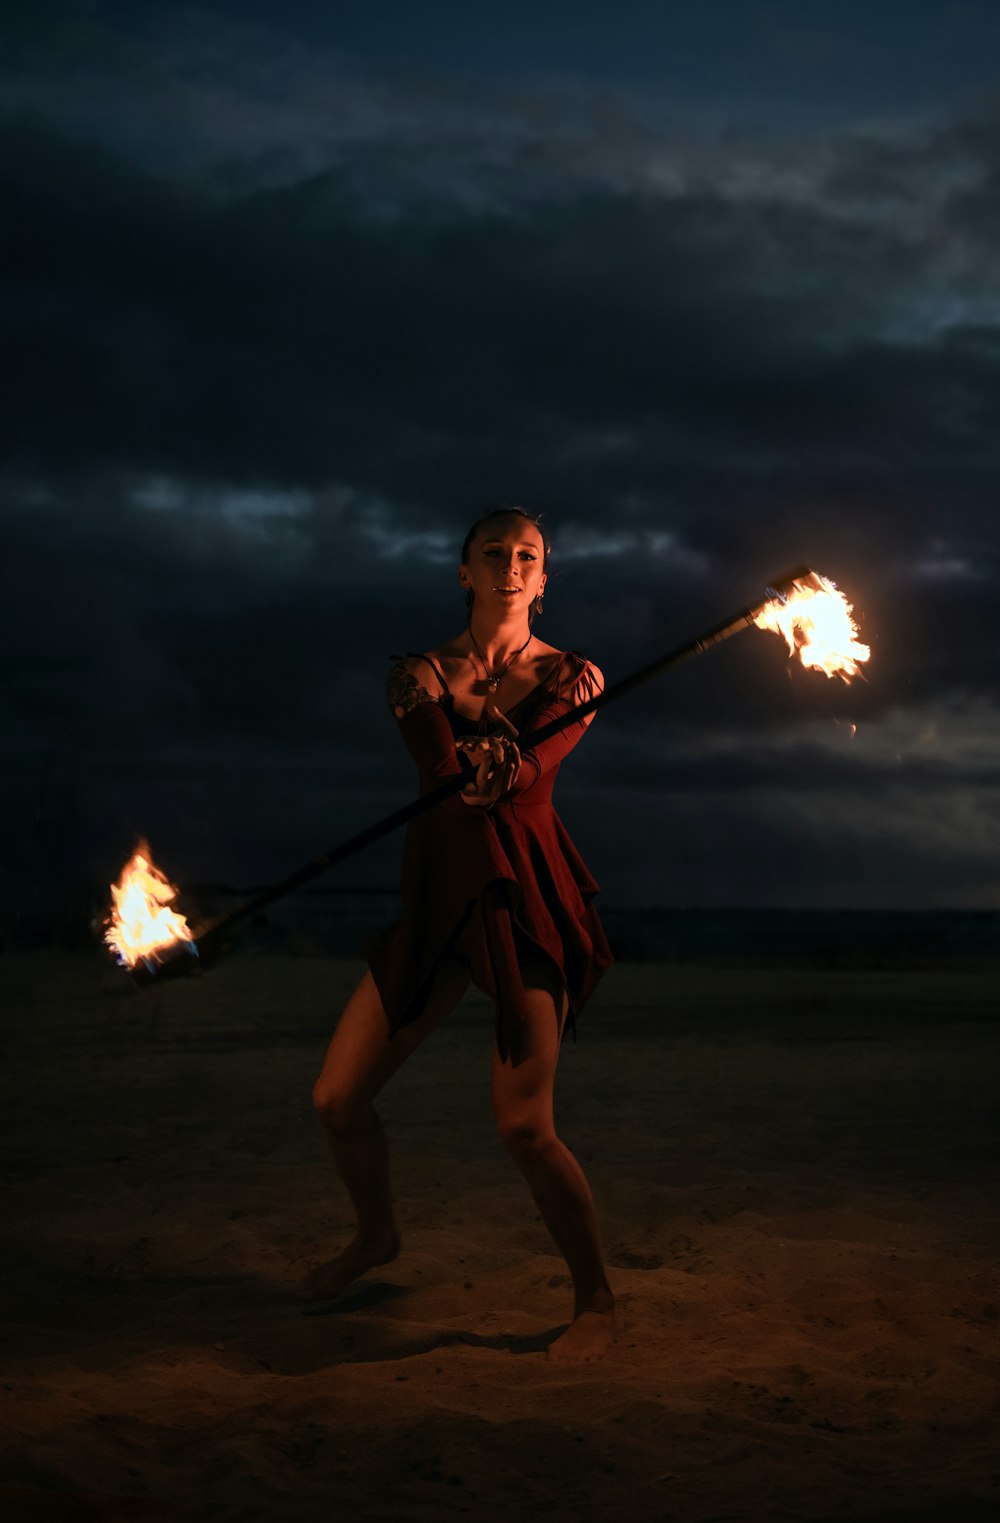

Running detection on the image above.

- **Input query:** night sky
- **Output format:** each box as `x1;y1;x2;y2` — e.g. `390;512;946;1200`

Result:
5;0;1000;925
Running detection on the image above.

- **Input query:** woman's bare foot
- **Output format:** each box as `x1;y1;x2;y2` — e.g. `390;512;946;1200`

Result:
301;1230;401;1302
547;1296;618;1365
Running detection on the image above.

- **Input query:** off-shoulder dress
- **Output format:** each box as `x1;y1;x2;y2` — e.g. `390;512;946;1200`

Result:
368;650;613;1057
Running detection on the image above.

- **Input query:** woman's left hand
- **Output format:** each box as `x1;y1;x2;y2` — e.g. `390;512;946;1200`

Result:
456;706;521;807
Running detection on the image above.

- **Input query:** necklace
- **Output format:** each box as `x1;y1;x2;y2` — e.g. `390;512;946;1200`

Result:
467;627;532;694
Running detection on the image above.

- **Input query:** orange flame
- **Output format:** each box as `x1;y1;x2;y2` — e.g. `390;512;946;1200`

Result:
105;842;193;967
753;572;870;682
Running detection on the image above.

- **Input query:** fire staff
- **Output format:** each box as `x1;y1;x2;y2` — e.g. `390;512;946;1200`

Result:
108;559;866;980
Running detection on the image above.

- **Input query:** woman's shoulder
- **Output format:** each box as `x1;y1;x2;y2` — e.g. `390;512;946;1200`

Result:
386;652;449;718
518;637;598;683
548;648;604;699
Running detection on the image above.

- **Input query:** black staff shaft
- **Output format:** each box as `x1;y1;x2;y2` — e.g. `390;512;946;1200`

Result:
135;565;811;981
523;563;813;747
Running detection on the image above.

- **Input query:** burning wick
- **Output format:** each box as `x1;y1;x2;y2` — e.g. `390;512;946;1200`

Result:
104;843;196;968
753;572;870;682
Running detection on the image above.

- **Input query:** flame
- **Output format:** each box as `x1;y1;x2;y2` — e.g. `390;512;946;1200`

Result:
105;842;194;967
753;572;870;682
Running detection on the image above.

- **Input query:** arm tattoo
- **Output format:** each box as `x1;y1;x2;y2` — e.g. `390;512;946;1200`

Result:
387;662;435;716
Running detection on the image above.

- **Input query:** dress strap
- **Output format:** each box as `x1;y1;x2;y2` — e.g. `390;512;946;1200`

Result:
553;649;588;701
405;651;452;696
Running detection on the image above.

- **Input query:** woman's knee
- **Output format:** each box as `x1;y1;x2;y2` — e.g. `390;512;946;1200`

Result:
494;1105;556;1157
311;1075;368;1132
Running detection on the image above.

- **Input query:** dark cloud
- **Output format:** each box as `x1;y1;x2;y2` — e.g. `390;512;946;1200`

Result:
4;17;1000;921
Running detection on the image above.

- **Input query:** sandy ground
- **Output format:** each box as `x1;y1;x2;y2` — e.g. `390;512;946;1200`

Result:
1;949;998;1523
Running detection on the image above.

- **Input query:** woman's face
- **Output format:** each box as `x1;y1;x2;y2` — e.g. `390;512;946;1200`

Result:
460;519;547;613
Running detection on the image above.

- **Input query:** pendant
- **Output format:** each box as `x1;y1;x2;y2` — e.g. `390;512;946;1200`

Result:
487;678;499;692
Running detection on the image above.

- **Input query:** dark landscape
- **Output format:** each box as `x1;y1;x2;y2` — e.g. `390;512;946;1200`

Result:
2;945;997;1521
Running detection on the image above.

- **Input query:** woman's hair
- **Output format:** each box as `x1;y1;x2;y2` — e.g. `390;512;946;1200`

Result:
460;505;551;568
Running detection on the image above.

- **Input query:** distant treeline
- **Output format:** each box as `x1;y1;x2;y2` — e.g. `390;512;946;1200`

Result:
599;906;1000;966
9;888;998;967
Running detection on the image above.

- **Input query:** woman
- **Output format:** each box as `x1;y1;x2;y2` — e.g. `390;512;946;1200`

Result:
307;506;616;1363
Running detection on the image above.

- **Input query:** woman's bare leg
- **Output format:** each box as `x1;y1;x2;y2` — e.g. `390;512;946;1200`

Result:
490;972;616;1363
305;961;469;1299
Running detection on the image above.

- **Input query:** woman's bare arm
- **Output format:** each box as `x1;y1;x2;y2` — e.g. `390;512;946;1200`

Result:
386;658;439;719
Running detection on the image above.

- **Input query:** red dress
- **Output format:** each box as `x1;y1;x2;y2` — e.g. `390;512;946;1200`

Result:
368;650;613;1056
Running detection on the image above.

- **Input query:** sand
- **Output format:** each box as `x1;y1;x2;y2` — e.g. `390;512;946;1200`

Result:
1;949;998;1522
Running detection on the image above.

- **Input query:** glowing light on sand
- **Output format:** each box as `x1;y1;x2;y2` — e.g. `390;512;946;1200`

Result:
753;573;870;682
105;843;193;967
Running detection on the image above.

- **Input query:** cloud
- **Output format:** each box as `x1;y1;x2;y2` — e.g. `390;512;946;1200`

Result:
5;18;1000;913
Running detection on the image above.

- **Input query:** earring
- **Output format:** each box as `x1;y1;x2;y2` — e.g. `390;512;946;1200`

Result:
533;592;544;616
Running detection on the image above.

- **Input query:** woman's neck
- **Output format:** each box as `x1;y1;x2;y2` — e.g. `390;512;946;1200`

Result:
466;613;532;671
